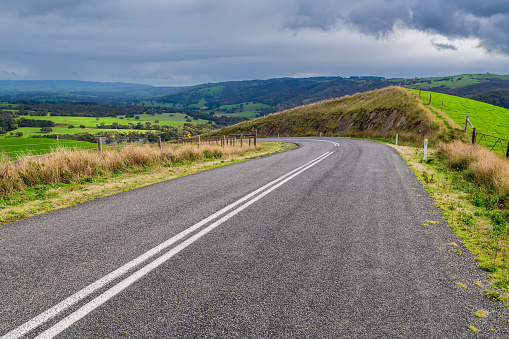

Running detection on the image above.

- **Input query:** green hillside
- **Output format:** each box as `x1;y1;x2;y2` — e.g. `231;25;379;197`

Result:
416;90;509;141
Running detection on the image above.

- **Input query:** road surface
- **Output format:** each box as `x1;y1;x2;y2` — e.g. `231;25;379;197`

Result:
1;138;507;337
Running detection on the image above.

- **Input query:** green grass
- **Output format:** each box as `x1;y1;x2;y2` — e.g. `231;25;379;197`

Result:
415;90;509;144
25;112;207;127
9;113;209;138
4;127;148;139
0;138;95;160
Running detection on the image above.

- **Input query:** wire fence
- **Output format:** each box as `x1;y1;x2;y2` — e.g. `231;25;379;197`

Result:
2;133;258;160
464;116;509;158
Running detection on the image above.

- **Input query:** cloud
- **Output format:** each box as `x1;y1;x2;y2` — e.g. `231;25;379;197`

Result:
0;0;508;85
285;0;509;54
430;40;458;51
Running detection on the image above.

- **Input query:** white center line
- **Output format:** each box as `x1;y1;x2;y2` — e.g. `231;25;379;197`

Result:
36;151;334;338
3;151;333;339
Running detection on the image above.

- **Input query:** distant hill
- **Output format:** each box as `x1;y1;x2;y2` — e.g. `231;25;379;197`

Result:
0;80;186;104
1;73;508;114
206;86;452;145
141;74;509;116
399;74;509;109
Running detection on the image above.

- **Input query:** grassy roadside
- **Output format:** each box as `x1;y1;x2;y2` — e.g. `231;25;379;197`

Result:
0;142;295;225
391;143;509;310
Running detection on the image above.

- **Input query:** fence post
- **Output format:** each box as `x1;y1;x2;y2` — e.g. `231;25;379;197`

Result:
441;101;443;113
198;135;201;150
396;134;398;146
254;130;257;147
472;127;476;145
428;94;432;105
464;116;469;133
158;136;162;151
97;137;102;155
506;141;509;158
423;139;428;161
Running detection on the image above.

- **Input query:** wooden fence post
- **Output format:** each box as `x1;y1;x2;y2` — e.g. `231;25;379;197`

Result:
441;101;443;113
472;127;476;145
198;135;201;150
254;130;257;147
97;137;102;155
158;136;162;151
506;141;509;158
428;94;432;105
464;116;469;133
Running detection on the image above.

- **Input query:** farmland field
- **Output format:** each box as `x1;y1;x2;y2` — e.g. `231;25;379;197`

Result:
0;138;95;160
24;112;207;127
399;73;509;90
415;90;509;141
7;112;209;138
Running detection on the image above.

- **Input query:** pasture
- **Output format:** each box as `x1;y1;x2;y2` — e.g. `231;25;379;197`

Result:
417;90;509;141
0;138;96;160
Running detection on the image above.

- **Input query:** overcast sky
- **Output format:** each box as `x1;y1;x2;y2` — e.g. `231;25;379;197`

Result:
1;0;508;86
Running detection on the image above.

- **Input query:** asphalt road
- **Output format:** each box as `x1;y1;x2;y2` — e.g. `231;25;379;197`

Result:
1;138;507;338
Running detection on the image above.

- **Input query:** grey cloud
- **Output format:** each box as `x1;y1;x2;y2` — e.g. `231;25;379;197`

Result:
285;0;509;54
430;40;458;51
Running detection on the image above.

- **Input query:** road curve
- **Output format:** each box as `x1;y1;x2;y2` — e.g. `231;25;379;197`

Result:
1;138;507;337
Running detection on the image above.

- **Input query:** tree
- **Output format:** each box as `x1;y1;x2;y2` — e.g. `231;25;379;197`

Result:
68;125;75;129
41;127;53;133
80;125;86;129
15;131;23;137
0;111;16;132
135;116;140;120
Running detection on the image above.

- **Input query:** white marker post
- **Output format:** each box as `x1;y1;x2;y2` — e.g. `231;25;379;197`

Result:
395;134;398;146
423;139;428;161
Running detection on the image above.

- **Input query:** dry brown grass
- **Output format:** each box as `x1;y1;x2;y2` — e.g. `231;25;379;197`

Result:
438;141;509;196
0;143;261;197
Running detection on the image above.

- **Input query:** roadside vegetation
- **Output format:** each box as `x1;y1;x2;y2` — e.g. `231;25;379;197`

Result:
0;142;292;224
398;141;509;309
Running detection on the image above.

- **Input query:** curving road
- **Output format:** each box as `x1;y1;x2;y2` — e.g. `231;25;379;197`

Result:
1;138;507;337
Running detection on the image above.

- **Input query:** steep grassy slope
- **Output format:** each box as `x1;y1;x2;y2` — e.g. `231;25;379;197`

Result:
208;87;450;144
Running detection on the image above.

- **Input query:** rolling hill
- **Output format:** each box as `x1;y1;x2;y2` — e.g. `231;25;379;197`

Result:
206;86;454;145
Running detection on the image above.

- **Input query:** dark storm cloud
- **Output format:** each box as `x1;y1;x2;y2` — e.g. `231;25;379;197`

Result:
287;0;509;54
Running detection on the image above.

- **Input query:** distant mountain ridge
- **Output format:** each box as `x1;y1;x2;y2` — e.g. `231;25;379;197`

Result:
1;74;508;113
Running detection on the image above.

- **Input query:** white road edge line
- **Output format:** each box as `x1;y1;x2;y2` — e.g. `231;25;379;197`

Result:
35;151;334;339
2;152;332;339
